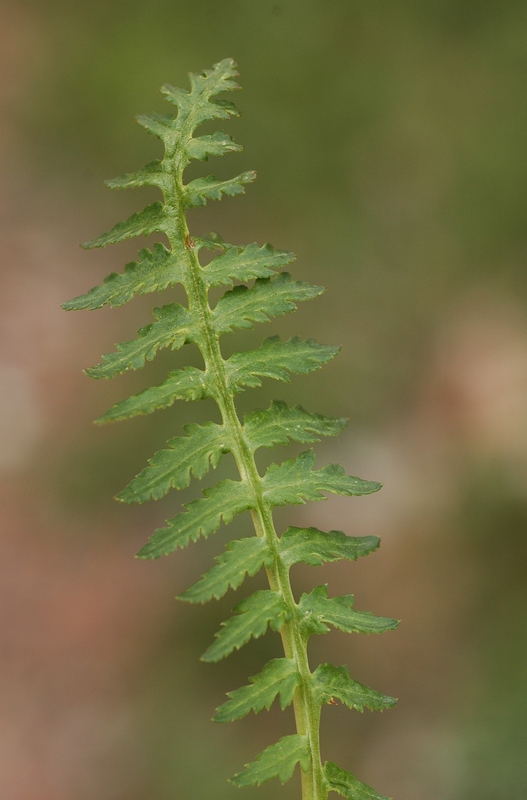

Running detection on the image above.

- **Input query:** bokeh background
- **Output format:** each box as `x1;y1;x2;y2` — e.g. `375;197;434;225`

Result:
2;1;527;798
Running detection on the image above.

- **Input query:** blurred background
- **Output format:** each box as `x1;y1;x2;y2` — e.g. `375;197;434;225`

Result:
1;1;527;798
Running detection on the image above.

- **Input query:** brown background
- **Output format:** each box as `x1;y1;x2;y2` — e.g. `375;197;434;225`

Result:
1;2;527;798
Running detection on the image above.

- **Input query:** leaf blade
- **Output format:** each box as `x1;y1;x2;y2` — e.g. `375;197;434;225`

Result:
201;590;288;662
136;479;253;560
203;242;295;287
95;366;211;423
213;272;324;335
179;536;271;604
231;735;310;787
62;244;184;311
118;421;229;503
226;336;340;393
161;58;241;128
325;762;392;800
244;401;347;452
279;527;380;568
214;658;299;722
105;160;166;190
298;585;399;637
82;202;167;249
86;303;196;379
187;131;242;161
184;171;256;208
263;450;382;508
136;112;177;141
313;664;397;713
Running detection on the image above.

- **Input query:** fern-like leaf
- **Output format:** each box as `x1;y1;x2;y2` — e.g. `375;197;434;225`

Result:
95;366;211;423
245;401;347;451
214;658;299;722
298;585;399;637
82;202;167;249
184;171;256;208
67;59;397;800
137;479;253;559
279;527;380;567
135;111;177;141
105;160;166;191
179;536;272;604
161;58;241;128
118;422;229;503
187;131;243;161
263;450;382;507
213;273;323;335
226;336;340;392
203;242;295;287
201;590;289;662
313;664;397;713
86;304;195;379
63;243;184;310
231;735;311;787
324;762;391;800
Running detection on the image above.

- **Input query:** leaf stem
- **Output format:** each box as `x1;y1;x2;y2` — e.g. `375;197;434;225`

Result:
165;161;327;800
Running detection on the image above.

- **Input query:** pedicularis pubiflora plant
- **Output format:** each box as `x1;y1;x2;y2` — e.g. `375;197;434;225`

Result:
64;59;398;800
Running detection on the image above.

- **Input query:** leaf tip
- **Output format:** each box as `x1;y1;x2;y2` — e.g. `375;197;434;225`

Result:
82;367;98;379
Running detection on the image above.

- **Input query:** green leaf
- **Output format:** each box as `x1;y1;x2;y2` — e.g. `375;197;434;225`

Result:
213;273;323;335
184;171;256;208
85;303;195;379
313;664;397;713
298;586;399;637
263;450;382;507
161;58;241;128
179;536;271;604
82;202;167;249
214;658;299;722
226;336;340;392
279;527;380;568
137;479;253;560
324;762;391;800
203;242;295;287
137;59;239;146
95;366;211;423
245;401;346;452
62;244;185;310
231;735;310;787
136;112;177;141
201;590;288;662
105;160;166;190
118;422;229;503
187;131;242;161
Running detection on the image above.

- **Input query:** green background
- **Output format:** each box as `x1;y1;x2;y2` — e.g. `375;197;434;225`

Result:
2;1;527;798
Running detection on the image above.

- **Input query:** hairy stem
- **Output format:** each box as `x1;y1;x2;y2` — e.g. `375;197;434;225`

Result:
165;157;326;800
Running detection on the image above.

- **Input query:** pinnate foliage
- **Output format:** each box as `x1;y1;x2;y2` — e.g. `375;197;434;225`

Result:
65;59;398;800
232;735;312;787
214;658;300;722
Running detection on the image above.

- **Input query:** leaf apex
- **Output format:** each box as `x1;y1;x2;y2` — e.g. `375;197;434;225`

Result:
114;491;129;504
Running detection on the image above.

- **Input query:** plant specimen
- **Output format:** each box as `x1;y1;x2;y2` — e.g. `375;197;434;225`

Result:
63;59;398;800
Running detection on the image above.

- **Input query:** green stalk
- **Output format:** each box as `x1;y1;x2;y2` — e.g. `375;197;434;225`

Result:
67;60;398;800
165;154;326;800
